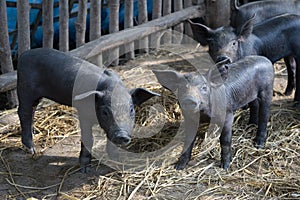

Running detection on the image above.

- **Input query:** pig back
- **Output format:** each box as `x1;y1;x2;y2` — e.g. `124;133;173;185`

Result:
17;48;105;106
224;56;273;111
231;0;300;27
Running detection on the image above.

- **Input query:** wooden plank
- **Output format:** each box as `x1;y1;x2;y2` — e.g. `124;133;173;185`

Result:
173;0;183;44
75;0;88;47
89;0;102;66
109;0;120;66
0;71;17;93
0;1;18;106
162;0;172;44
43;0;54;48
150;0;162;49
138;0;149;54
70;5;205;60
17;0;30;56
124;0;135;60
59;0;69;52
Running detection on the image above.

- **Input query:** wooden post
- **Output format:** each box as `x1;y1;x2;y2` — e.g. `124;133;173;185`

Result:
109;0;120;66
138;0;149;54
162;0;171;44
89;0;102;66
205;0;231;28
124;0;135;60
173;0;183;43
150;0;162;49
0;1;18;107
43;0;54;48
59;0;69;51
75;0;87;47
17;0;30;56
184;0;193;38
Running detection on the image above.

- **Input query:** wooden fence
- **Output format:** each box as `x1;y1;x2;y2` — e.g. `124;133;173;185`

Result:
0;0;232;108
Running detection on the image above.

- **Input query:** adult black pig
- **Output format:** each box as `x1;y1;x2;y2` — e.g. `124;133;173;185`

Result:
153;55;274;170
17;48;159;173
188;14;300;106
231;0;300;95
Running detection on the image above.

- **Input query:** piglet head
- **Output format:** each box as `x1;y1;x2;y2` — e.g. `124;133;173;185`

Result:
74;83;160;146
187;15;255;64
153;70;211;115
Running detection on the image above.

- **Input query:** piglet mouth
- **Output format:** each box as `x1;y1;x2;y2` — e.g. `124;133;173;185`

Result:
110;131;131;146
215;56;232;64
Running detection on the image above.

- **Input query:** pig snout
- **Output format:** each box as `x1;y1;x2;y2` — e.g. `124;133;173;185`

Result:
111;131;131;146
216;55;232;63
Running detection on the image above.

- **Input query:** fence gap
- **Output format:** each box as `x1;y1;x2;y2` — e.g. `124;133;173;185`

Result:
124;0;135;60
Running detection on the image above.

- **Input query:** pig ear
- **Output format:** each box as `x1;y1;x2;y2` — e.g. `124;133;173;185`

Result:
187;19;213;46
130;88;160;106
74;91;105;101
231;0;239;11
152;70;185;92
237;14;255;41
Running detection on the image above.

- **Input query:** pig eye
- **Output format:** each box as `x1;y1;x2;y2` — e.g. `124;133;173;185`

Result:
130;105;135;117
201;84;208;93
232;41;237;46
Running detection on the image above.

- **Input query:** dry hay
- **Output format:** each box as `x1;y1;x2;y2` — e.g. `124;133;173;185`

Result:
0;49;299;199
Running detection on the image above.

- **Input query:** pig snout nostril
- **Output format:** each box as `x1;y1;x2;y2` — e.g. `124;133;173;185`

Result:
119;136;130;144
113;132;131;145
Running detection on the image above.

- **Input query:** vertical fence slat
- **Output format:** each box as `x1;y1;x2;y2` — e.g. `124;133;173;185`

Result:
150;0;162;49
138;0;148;54
162;0;171;44
109;0;120;66
59;0;69;51
17;0;30;56
206;0;230;28
173;0;183;43
124;0;135;60
89;0;102;66
184;0;193;38
75;0;87;47
43;0;54;48
0;1;18;107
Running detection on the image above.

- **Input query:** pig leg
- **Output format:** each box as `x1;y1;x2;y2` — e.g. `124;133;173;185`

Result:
220;112;234;169
255;91;271;148
79;120;93;173
18;98;40;154
248;99;259;125
175;111;200;170
284;56;296;96
294;57;300;106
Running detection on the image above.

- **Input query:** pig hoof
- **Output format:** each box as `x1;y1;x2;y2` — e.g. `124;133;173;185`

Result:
284;88;293;96
221;161;230;170
255;138;265;148
22;145;35;154
294;102;300;108
80;165;92;173
174;156;190;170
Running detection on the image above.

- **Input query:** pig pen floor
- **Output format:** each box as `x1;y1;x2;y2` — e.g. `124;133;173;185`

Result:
0;46;300;199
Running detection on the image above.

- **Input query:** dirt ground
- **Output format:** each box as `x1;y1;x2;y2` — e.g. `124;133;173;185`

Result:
0;46;299;199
